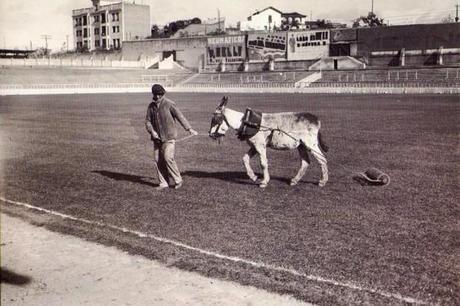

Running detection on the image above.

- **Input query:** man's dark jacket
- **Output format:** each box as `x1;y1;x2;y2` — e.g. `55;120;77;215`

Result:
145;97;192;141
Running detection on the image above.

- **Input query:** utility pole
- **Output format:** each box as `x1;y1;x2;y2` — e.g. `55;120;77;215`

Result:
371;0;374;13
41;34;52;56
66;35;69;52
456;4;459;22
217;9;221;33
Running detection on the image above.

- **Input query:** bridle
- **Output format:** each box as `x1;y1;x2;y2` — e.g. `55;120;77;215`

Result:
209;107;230;140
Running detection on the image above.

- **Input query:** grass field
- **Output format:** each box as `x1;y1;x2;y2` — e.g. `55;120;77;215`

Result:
0;92;458;305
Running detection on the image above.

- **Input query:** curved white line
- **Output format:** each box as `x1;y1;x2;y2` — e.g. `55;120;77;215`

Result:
0;197;428;305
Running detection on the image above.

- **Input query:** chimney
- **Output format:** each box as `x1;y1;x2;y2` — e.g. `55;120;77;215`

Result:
92;0;100;10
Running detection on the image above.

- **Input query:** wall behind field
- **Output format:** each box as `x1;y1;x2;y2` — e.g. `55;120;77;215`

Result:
119;23;460;70
356;23;460;58
122;37;207;69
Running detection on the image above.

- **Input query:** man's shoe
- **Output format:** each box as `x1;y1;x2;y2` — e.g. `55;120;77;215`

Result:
173;182;183;189
154;184;168;190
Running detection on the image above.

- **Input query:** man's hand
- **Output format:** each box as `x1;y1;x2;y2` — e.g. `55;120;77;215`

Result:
150;130;160;140
188;128;199;136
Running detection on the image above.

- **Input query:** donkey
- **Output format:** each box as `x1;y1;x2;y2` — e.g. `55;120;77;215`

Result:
209;96;329;188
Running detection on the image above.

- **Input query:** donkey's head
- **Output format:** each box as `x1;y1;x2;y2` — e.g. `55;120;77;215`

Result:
209;96;229;140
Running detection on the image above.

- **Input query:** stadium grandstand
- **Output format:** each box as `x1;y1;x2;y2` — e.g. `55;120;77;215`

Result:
0;66;192;87
1;4;459;95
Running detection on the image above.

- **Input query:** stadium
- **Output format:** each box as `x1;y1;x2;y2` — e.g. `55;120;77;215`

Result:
1;1;459;305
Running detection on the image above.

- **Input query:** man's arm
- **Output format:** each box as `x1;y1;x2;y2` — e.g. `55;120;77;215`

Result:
170;104;194;132
145;106;159;139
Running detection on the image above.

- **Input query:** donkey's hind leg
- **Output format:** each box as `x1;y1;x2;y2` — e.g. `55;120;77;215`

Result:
310;143;328;187
290;145;311;186
243;147;258;182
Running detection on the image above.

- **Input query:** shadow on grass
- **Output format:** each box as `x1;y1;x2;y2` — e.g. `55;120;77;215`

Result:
92;170;156;187
183;170;316;186
1;268;32;285
92;169;317;187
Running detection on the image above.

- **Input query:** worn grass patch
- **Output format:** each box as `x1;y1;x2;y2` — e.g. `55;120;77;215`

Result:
1;93;458;305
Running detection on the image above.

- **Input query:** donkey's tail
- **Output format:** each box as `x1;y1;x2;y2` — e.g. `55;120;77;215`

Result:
318;131;329;153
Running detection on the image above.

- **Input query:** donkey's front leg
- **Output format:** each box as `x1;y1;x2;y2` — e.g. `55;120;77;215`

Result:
257;147;270;188
243;147;258;183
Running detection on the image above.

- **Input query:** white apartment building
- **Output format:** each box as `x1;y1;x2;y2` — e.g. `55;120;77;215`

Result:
72;0;150;51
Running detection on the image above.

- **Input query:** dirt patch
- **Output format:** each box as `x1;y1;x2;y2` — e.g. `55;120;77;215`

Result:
1;213;309;305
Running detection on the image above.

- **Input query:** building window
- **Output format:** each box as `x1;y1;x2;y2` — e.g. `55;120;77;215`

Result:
83;28;88;38
112;26;120;33
94;28;100;35
95;40;100;47
102;39;107;48
83;16;87;26
101;13;106;24
112;12;119;22
113;38;120;49
94;15;99;23
101;26;106;36
75;17;83;27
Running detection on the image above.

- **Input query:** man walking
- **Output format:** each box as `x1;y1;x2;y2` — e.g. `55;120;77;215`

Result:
145;84;198;190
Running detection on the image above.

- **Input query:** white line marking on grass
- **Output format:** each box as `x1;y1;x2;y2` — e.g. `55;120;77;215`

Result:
1;197;428;305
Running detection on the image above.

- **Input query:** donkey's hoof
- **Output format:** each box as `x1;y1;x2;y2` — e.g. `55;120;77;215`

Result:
290;180;298;186
318;181;327;187
249;175;258;182
259;183;268;188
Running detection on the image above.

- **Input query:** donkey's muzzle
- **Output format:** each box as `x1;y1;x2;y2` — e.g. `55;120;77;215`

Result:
209;132;225;140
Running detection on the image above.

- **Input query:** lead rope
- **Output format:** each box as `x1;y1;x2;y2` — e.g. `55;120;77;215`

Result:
176;133;211;142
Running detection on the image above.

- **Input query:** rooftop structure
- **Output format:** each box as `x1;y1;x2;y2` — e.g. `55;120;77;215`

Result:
241;6;307;31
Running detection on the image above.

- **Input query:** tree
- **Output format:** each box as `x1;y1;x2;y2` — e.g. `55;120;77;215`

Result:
191;17;201;24
353;11;386;27
281;17;300;31
160;17;202;38
150;24;161;38
440;14;454;23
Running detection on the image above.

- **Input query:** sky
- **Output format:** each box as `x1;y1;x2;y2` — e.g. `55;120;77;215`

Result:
0;0;457;51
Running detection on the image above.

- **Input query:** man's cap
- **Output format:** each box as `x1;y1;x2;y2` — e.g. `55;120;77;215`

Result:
151;84;166;95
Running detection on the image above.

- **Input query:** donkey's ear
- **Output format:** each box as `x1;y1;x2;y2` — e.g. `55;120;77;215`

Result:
218;96;228;108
